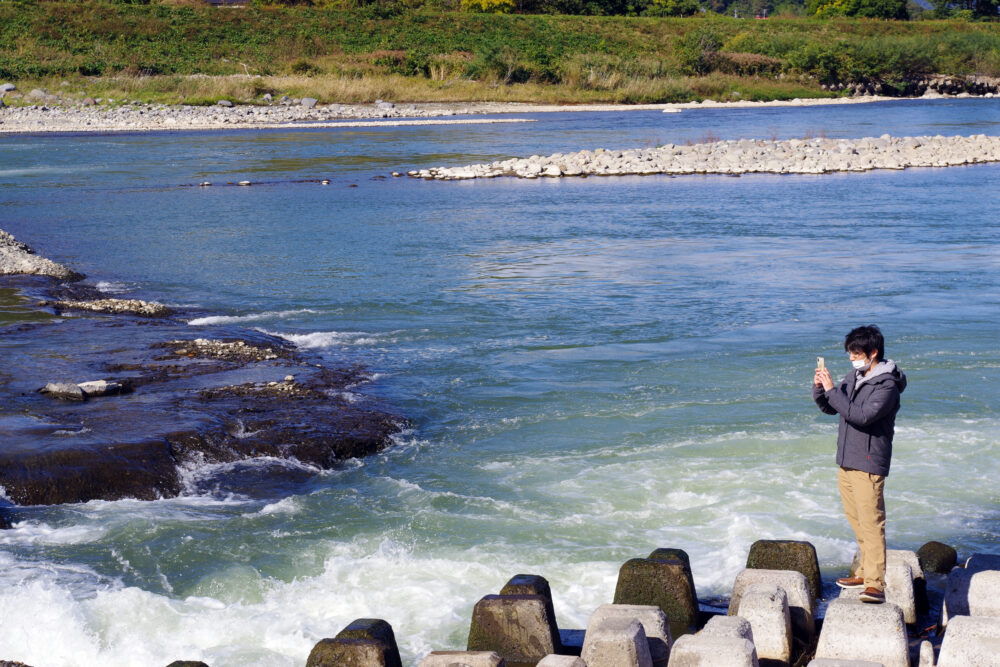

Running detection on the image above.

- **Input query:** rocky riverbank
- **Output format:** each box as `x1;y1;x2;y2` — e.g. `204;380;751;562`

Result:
0;229;406;510
412;133;1000;180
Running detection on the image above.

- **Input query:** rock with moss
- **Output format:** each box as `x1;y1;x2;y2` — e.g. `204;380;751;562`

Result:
613;556;698;639
917;541;958;574
745;540;821;603
307;618;402;667
467;594;561;663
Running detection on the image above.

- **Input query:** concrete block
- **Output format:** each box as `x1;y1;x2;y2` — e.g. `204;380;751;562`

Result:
729;569;815;644
582;617;653;667
537;656;587;667
937;615;1000;666
918;640;934;667
467;594;560;663
964;553;1000;574
700;615;754;643
815;597;908;667
615;557;698;639
852;549;924;582
418;651;505;667
306;618;403;667
500;574;559;633
666;635;759;667
941;568;1000;629
737;584;792;664
584;604;671;666
807;660;884;666
918;541;957;574
841;563;916;624
746;540;822;602
648;548;698;613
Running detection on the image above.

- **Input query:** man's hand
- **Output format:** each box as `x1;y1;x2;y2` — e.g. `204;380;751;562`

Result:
815;367;834;391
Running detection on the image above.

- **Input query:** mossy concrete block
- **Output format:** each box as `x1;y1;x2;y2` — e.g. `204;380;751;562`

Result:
729;569;814;644
584;604;671;666
917;541;957;574
537;656;586;667
937;615;1000;667
736;584;792;664
581;617;653;667
306;638;397;667
467;594;561;662
941;568;1000;630
666;635;759;667
614;558;698;639
648;549;698;615
814;598;908;667
746;540;821;603
418;650;505;667
964;553;1000;573
501;574;558;631
700;615;754;643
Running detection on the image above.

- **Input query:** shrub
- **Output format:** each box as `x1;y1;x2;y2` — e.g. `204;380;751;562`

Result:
645;0;703;16
461;0;516;11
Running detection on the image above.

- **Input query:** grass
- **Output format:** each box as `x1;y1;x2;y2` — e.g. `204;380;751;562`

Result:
1;3;998;105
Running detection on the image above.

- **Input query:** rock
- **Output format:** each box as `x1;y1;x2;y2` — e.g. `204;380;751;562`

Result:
936;615;1000;666
582;617;653;667
467;594;561;663
262;93;272;102
41;298;171;317
614;556;699;639
0;229;84;280
418;651;505;667
76;380;130;398
83;97;96;106
736;584;792;664
27;88;46;99
376;101;395;109
307;618;402;667
700;615;754;642
584;604;671;666
217;100;234;107
0;83;15;93
814;598;908;667
666;635;759;666
941;567;1000;630
746;540;822;602
301;97;318;108
0;98;5;109
41;382;86;401
729;568;814;644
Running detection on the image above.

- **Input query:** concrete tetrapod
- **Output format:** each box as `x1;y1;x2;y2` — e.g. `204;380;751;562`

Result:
851;548;927;614
537;657;587;667
418;651;506;667
582;617;653;667
729;569;815;645
666;635;760;667
736;584;792;665
807;660;884;666
746;540;822;603
306;618;403;667
467;594;561;663
584;604;672;667
814;598;908;667
937;615;1000;666
840;562;916;624
700;615;755;643
500;573;560;641
940;568;1000;630
614;557;698;639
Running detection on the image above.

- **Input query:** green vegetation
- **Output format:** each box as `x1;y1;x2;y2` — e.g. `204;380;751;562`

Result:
0;2;998;105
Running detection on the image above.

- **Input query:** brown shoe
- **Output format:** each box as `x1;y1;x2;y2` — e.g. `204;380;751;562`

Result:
836;576;865;589
860;587;885;603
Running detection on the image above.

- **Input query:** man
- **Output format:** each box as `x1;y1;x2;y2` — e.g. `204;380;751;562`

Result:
813;325;907;604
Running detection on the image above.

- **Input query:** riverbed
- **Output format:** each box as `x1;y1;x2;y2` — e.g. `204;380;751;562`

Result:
1;97;999;667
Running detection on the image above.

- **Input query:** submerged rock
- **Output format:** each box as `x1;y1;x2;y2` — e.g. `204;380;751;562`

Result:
40;382;86;401
0;230;83;281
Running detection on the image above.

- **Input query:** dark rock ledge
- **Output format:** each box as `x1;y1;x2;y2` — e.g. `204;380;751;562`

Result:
0;230;406;512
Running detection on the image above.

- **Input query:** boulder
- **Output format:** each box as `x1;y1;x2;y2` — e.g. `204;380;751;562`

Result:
736;584;792;664
418;651;505;667
815;598;908;667
262;93;272;102
941;567;1000;629
614;557;698;639
0;83;16;93
666;635;759;667
937;615;1000;666
729;569;814;644
746;540;821;602
916;541;956;574
77;380;130;398
581;617;653;667
40;382;86;401
301;97;318;109
306;618;402;667
700;615;754;643
467;594;561;663
584;604;671;666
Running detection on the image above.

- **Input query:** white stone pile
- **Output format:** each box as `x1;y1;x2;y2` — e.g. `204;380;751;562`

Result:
412;134;1000;180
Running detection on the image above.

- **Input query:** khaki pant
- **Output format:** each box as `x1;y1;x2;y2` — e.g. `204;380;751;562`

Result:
838;466;886;591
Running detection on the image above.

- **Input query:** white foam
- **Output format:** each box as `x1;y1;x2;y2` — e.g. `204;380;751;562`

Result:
263;329;402;348
94;280;130;294
0;521;107;546
187;309;317;326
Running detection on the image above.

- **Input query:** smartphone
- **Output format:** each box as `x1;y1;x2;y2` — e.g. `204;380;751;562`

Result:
817;356;825;370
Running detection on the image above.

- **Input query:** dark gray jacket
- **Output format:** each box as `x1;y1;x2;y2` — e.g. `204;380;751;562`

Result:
813;360;907;476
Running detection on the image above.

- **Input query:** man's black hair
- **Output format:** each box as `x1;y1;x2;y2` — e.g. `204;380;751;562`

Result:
844;325;885;361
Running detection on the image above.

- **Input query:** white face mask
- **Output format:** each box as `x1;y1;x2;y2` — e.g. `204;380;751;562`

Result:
851;359;869;370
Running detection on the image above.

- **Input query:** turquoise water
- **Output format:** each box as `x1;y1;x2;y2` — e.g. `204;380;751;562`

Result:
1;98;1000;666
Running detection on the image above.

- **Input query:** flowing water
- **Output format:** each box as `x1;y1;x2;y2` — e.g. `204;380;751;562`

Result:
1;98;1000;666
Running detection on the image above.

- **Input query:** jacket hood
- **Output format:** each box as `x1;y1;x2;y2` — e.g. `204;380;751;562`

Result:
856;359;907;393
